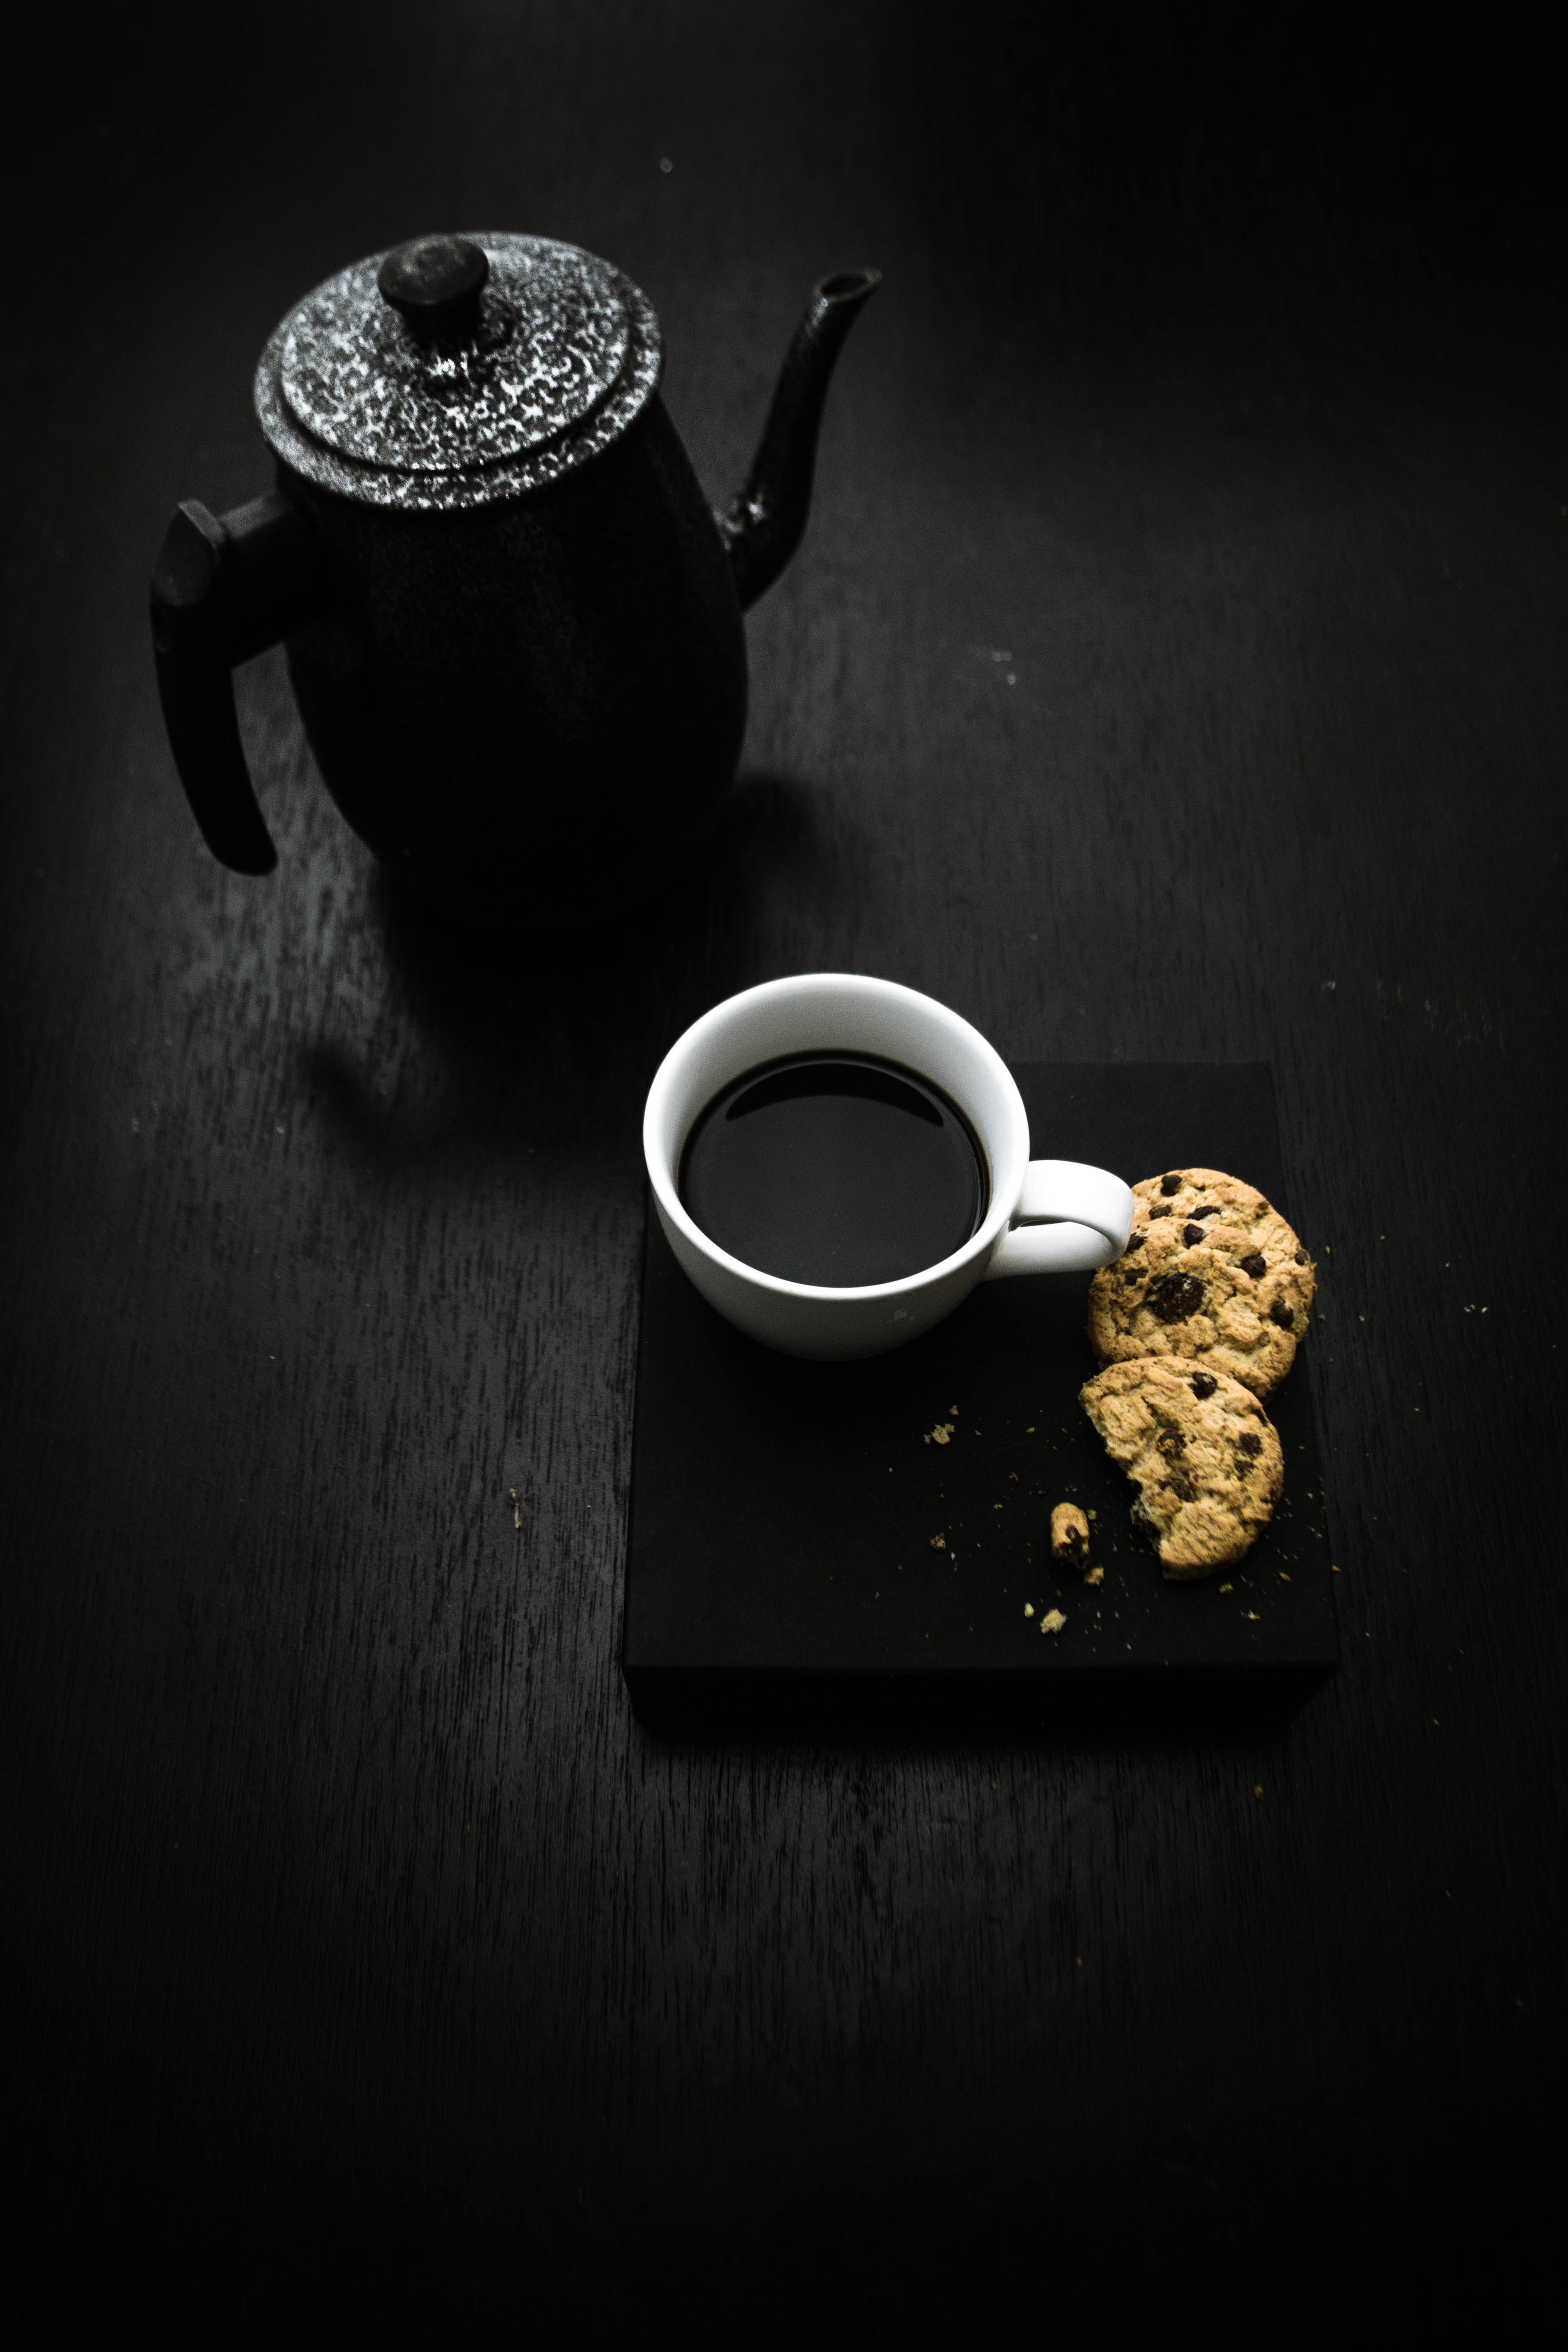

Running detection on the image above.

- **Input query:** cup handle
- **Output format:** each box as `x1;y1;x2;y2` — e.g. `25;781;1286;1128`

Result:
982;1160;1134;1278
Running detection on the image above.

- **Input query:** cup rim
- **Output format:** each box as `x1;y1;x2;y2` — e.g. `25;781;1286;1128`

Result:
642;972;1029;1302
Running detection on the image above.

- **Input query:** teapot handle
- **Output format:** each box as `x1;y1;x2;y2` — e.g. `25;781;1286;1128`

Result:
149;491;327;874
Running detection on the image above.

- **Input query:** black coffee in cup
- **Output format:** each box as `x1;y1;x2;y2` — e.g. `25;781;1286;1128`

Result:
678;1052;987;1286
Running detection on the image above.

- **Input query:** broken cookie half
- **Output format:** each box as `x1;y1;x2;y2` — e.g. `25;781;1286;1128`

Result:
1079;1354;1284;1579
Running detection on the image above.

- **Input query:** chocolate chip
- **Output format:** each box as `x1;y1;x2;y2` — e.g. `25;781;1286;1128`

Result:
1124;1233;1145;1252
1160;1174;1182;1196
1234;1456;1253;1478
1190;1373;1218;1398
1190;1205;1222;1221
1149;1204;1171;1219
1156;1428;1187;1458
1167;1470;1196;1502
1149;1271;1204;1323
1269;1297;1295;1331
1121;1268;1141;1290
1182;1222;1205;1246
1295;1248;1309;1265
1240;1253;1267;1279
1238;1431;1262;1456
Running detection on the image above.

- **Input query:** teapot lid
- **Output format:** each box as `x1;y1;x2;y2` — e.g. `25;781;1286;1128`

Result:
254;232;662;510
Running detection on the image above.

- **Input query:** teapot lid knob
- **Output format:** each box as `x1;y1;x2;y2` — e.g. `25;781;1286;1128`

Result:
377;235;490;336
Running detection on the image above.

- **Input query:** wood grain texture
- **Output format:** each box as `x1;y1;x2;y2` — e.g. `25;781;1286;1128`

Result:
2;1;1563;2326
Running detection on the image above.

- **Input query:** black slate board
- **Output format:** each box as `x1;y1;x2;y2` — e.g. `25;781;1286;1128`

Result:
623;1064;1338;1728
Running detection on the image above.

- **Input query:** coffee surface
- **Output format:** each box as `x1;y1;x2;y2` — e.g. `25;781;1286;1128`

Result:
678;1053;987;1286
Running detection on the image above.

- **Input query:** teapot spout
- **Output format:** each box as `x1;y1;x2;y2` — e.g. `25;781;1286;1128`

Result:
719;270;880;611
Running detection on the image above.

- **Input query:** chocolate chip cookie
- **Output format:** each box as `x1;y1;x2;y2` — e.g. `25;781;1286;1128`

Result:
1087;1166;1315;1396
1079;1355;1284;1577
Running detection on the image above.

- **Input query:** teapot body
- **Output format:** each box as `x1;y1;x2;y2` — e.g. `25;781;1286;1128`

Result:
282;395;746;912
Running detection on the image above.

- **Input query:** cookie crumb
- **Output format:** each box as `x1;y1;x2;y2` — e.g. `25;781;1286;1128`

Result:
924;1422;954;1445
1050;1502;1090;1568
929;1534;946;1551
1086;1565;1104;1587
1023;1602;1035;1618
1218;1582;1234;1593
1040;1608;1066;1634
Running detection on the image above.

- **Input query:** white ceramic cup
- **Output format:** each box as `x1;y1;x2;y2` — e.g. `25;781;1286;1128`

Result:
642;973;1134;1362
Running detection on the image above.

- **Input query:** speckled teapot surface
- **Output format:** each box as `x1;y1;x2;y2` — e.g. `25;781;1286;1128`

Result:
151;233;878;909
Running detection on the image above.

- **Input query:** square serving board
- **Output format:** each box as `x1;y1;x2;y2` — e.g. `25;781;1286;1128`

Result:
622;1063;1338;1724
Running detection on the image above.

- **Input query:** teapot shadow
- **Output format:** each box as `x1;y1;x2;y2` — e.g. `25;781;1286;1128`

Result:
303;769;827;1172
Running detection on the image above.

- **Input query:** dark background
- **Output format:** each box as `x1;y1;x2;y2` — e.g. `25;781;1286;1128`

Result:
3;1;1563;2327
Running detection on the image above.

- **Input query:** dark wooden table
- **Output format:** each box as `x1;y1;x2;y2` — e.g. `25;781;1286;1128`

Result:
4;5;1562;2325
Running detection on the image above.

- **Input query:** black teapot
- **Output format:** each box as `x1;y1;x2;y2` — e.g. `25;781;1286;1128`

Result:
151;233;877;910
